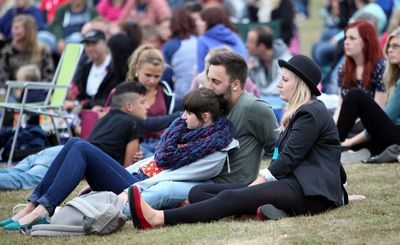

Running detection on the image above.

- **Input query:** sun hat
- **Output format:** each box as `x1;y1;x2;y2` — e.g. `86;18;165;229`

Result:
278;54;322;96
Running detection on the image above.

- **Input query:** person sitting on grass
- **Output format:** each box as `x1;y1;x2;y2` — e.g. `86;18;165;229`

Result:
134;50;277;210
0;88;236;232
0;80;148;231
0;146;62;191
0;79;180;191
127;54;349;229
337;27;400;162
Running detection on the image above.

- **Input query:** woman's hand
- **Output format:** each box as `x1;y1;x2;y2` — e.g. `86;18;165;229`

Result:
118;192;128;205
78;185;92;196
248;176;266;186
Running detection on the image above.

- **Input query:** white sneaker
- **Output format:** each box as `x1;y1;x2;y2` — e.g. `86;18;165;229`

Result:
341;148;371;164
12;203;27;216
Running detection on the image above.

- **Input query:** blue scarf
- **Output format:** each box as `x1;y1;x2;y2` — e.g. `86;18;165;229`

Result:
154;117;234;170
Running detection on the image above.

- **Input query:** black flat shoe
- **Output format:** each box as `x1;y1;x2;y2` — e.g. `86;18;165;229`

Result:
256;204;288;221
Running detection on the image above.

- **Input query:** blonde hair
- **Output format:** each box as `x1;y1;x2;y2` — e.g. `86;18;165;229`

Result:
16;64;41;81
384;27;400;96
278;78;312;132
126;44;164;81
12;14;42;63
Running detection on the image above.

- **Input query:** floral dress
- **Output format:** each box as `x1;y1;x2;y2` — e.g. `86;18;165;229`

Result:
338;58;386;98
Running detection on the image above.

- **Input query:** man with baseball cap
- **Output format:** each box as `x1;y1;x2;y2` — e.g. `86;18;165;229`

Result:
81;29;106;43
74;29;118;109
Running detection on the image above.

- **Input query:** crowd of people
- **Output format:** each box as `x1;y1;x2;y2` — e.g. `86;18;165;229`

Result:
312;0;400;164
0;0;399;237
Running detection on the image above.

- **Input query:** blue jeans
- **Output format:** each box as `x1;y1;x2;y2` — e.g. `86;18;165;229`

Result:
64;32;83;44
123;180;212;217
311;28;340;67
28;137;143;214
140;138;160;159
37;31;57;53
0;146;62;190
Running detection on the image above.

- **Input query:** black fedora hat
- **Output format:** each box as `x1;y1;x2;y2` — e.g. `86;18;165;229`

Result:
278;54;322;96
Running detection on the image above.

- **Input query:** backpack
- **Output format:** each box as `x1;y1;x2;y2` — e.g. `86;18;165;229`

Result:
30;191;126;236
0;125;50;161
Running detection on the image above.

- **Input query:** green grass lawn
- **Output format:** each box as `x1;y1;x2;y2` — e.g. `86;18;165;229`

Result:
1;163;399;244
298;0;324;56
2;1;400;244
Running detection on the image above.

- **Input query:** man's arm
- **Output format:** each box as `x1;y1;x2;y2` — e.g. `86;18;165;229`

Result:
144;112;181;132
124;139;140;168
249;100;279;155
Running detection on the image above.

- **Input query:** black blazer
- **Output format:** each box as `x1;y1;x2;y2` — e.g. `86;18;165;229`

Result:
75;60;119;108
268;100;347;206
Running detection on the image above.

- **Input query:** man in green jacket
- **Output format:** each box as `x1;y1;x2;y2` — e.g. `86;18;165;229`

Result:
49;0;98;55
124;50;279;211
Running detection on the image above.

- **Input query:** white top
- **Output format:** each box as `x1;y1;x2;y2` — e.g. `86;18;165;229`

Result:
86;55;111;96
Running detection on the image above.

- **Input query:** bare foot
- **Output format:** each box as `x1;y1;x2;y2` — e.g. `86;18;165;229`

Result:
349;194;366;202
11;203;36;221
17;205;49;225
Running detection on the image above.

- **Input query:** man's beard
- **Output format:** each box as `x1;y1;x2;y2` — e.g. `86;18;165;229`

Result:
223;86;234;109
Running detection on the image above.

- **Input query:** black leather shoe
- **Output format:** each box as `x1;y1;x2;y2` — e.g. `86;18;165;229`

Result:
257;204;288;220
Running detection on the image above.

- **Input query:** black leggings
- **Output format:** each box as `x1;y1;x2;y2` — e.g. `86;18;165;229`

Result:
337;88;400;154
164;180;334;225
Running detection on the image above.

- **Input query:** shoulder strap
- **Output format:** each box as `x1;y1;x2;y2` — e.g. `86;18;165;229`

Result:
160;81;175;114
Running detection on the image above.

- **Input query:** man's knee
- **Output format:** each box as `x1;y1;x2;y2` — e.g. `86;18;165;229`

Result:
141;181;196;209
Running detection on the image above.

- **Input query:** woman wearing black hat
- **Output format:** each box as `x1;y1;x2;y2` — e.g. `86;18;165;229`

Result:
128;54;348;229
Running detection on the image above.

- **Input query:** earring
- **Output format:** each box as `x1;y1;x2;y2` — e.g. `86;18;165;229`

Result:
233;87;237;91
135;73;138;78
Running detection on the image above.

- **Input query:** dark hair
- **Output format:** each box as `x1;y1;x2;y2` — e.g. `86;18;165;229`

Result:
200;6;237;32
207;51;248;88
183;88;229;121
108;0;127;6
119;21;142;50
253;26;274;49
170;7;197;39
185;1;203;13
109;21;142;84
108;34;134;84
111;81;147;108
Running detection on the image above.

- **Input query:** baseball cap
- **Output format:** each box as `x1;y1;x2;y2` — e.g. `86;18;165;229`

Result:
81;29;106;43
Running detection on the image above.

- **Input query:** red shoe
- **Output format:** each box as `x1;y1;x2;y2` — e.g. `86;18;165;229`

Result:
128;186;153;229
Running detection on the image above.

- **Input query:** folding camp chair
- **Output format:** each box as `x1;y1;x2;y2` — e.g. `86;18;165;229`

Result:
0;43;84;165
